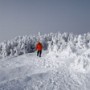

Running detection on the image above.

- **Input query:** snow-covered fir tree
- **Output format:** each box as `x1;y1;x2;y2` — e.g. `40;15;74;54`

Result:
0;32;90;58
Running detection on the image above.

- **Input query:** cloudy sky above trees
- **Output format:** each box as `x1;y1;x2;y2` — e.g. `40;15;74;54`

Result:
0;0;90;42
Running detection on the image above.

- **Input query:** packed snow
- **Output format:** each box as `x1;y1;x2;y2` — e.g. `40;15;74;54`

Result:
0;32;90;90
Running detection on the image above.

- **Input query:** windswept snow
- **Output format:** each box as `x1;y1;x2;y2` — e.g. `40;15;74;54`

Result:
0;50;90;90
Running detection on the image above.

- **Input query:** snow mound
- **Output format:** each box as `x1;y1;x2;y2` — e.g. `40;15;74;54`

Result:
70;49;90;73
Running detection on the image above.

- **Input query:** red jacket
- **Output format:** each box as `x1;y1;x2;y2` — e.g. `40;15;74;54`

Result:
36;42;43;51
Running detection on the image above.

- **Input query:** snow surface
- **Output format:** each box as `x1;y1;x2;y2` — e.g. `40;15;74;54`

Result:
0;32;90;90
0;50;90;90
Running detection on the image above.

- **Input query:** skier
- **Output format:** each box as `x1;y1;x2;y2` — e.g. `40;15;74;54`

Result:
36;41;43;57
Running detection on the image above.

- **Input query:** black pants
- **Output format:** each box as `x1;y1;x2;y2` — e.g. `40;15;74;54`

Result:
37;50;42;57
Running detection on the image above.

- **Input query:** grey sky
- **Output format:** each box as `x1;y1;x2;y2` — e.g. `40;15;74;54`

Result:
0;0;90;42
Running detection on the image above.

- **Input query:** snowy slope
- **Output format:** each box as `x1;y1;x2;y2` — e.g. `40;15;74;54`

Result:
0;50;90;90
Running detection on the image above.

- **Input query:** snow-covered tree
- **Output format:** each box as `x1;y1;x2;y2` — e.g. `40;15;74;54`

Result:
0;32;90;58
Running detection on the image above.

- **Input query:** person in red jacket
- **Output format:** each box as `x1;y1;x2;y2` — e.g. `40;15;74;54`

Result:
36;41;43;57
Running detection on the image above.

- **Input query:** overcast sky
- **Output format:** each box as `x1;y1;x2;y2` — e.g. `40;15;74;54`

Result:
0;0;90;42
